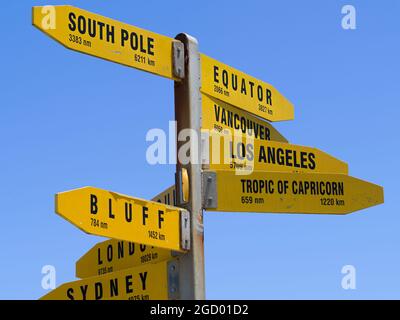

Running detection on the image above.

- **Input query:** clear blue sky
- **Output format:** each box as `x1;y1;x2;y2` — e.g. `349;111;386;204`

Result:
0;0;398;299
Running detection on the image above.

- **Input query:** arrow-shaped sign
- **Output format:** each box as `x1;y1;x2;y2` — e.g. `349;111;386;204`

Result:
203;133;348;175
201;54;294;122
202;94;288;143
76;185;178;278
32;5;183;80
56;186;190;251
41;260;178;300
203;170;384;214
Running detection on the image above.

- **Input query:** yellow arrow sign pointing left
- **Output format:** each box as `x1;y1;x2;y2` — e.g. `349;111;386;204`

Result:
76;185;179;279
32;5;182;80
55;187;190;252
76;240;177;279
41;260;176;300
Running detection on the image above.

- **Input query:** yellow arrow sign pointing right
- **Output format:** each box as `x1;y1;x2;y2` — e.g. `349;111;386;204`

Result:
203;170;384;214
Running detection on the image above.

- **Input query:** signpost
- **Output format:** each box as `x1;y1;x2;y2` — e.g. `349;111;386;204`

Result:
32;4;385;301
201;54;294;122
32;5;184;80
202;170;384;214
174;33;205;299
203;134;348;174
202;94;288;143
55;186;190;252
41;260;179;300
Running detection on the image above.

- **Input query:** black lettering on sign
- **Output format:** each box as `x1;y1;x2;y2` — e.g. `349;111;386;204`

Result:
97;248;103;266
129;32;139;50
292;180;344;196
67;12;115;44
140;272;148;290
257;85;263;102
212;67;274;106
290;152;299;168
129;242;135;255
229;142;254;162
90;194;98;214
258;146;317;170
212;103;273;140
222;70;229;89
232;74;238;90
67;288;74;300
108;199;115;219
94;282;103;300
158;210;164;229
125;275;133;294
246;144;254;161
120;29;155;55
240;179;275;194
241;79;247;95
64;271;151;300
88;19;97;37
80;285;88;300
121;29;129;47
77;15;86;34
66;12;161;54
125;202;132;222
68;12;77;31
106;24;115;43
213;66;219;83
249;81;255;97
110;279;118;298
300;152;308;169
107;244;113;262
147;38;155;56
308;153;316;169
118;241;124;259
85;193;173;239
142;206;149;226
266;89;272;106
97;21;105;39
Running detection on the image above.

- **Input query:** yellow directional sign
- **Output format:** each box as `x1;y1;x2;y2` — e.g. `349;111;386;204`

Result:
203;132;348;174
202;94;288;143
55;187;190;252
32;5;181;80
41;260;175;300
76;240;176;279
203;170;384;214
76;186;178;279
200;54;294;122
152;185;176;206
